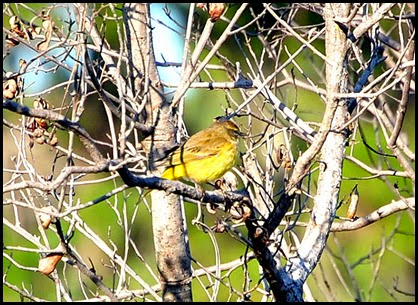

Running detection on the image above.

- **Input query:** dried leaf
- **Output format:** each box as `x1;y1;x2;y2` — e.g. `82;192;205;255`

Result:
208;3;225;22
38;244;65;276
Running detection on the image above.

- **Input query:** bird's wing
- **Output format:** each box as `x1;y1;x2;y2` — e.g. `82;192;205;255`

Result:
166;130;228;166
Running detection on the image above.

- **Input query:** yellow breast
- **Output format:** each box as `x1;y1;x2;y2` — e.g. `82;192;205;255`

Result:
162;141;238;183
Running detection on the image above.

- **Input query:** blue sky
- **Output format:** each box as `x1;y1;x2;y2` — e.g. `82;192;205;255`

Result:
4;4;185;97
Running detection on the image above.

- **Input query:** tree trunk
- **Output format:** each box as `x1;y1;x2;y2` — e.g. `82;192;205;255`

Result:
123;4;193;301
287;3;351;284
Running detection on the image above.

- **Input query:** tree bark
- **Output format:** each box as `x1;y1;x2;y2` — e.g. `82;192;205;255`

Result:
287;3;351;285
123;4;193;301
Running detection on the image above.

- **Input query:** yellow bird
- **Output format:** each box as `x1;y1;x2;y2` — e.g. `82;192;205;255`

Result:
161;119;244;184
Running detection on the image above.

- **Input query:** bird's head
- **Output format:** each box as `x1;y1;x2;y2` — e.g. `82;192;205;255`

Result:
213;117;246;139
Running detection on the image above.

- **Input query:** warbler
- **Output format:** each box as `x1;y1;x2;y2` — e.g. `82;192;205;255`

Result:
161;119;244;184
